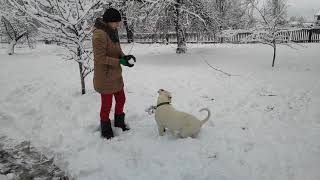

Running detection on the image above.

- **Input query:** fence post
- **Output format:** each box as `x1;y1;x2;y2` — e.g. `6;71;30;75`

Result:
308;29;312;43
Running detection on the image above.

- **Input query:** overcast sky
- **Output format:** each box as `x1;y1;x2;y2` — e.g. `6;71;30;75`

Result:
286;0;320;21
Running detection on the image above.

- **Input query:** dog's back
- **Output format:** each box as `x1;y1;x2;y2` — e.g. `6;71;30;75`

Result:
155;106;211;137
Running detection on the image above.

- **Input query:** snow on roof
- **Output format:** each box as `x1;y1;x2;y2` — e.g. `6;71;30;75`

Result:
316;9;320;16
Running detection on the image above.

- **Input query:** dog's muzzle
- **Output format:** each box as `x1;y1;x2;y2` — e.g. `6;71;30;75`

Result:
158;89;165;94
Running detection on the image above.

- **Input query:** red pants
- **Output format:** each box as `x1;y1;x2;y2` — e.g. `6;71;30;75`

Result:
100;89;126;122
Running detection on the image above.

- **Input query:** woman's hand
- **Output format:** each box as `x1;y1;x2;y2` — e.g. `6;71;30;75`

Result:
120;55;136;67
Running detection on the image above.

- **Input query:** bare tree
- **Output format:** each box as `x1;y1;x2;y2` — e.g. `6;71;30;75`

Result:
0;0;36;55
209;0;254;30
128;0;188;53
244;0;291;67
119;0;137;43
136;0;218;53
9;0;108;94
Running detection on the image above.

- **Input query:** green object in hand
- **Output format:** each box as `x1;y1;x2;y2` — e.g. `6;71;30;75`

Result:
119;55;136;67
119;57;127;66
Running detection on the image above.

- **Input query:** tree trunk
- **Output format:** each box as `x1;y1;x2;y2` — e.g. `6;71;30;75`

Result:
216;0;226;28
78;62;86;95
174;0;187;54
165;34;169;45
7;39;17;55
272;44;276;67
217;0;225;17
124;22;134;43
7;32;27;55
164;8;170;45
120;4;134;43
308;29;313;43
273;0;279;16
77;47;86;95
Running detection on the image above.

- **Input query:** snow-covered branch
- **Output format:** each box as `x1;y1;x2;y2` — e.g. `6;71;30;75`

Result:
0;1;37;55
242;0;296;67
8;0;110;94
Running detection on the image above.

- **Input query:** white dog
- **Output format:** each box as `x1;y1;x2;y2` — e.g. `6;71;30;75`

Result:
154;89;211;138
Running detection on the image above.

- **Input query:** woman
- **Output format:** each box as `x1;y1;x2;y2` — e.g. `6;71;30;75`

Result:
92;8;136;139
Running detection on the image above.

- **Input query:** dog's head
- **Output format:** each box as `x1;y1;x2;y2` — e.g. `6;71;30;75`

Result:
157;89;172;104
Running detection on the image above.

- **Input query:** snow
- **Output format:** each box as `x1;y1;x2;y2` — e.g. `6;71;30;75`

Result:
128;59;136;65
0;175;8;180
1;43;320;180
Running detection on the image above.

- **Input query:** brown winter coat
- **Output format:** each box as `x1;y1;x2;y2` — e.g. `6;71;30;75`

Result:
92;23;125;94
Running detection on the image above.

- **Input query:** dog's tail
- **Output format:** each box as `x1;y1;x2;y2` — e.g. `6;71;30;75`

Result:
199;108;211;126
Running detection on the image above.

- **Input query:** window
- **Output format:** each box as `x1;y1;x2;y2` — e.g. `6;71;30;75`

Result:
318;16;320;20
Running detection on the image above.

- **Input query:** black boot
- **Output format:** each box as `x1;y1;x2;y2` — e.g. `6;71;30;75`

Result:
100;120;114;139
114;113;130;131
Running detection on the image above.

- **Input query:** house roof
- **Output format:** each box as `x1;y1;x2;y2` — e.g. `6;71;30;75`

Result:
316;9;320;16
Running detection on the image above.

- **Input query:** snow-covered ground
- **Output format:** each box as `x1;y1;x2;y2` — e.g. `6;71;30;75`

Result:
0;43;320;180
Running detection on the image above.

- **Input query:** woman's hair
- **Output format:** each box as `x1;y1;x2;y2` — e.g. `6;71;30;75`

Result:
105;23;120;43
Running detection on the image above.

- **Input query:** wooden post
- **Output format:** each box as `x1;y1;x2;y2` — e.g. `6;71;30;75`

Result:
308;29;312;43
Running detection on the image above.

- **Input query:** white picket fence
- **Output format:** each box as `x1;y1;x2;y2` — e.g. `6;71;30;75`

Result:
2;28;319;44
123;28;320;44
311;30;320;42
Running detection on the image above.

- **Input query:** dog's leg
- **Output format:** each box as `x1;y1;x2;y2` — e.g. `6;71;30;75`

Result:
169;129;175;136
180;129;189;138
191;131;200;138
180;133;188;138
180;126;195;138
157;125;166;136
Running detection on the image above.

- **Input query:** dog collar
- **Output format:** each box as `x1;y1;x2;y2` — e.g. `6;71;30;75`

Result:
156;102;171;108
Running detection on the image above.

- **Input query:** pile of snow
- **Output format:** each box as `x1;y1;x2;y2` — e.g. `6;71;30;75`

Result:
0;43;320;180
